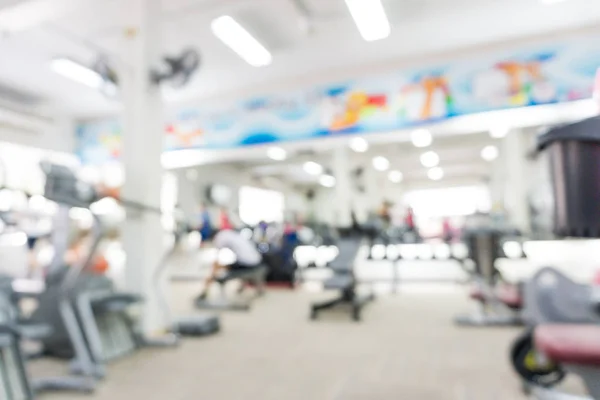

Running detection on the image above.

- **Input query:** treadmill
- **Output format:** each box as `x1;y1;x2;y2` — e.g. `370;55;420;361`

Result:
154;222;220;337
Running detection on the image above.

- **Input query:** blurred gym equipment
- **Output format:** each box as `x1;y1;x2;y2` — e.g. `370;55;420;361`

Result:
455;228;523;327
29;162;176;383
310;238;375;322
512;117;600;399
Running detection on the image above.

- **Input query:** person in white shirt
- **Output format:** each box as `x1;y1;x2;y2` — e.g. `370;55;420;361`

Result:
197;229;262;300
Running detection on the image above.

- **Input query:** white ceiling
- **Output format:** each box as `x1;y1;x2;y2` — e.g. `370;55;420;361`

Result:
0;0;598;117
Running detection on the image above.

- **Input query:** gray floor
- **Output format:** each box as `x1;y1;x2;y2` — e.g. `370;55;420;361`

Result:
27;281;555;400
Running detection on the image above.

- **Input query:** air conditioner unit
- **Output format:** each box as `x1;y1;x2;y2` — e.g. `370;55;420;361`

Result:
0;83;52;133
0;106;53;133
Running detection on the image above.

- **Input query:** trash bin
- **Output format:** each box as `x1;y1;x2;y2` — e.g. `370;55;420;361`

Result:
538;116;600;238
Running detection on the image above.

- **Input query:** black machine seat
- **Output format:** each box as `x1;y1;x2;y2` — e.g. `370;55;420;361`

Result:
215;265;267;285
90;293;143;313
310;238;375;321
323;275;354;290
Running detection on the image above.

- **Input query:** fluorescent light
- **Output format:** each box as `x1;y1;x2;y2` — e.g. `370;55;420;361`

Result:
481;145;499;161
490;127;509;138
420;151;440;168
319;174;336;188
303;161;323;175
211;15;272;67
349;137;369;152
428;167;444;181
372;156;390;171
411;129;432;148
344;0;391;41
388;170;403;183
267;146;287;161
51;58;103;89
539;0;569;4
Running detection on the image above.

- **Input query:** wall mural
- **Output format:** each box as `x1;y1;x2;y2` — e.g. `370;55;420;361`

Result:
76;34;600;164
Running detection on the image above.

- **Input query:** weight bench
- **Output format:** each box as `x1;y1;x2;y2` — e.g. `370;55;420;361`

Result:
530;324;600;399
310;239;375;322
195;265;267;311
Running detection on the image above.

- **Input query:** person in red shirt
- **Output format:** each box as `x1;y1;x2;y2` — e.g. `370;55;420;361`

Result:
219;207;233;230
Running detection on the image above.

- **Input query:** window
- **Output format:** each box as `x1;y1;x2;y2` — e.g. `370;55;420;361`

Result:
405;186;491;218
239;186;284;226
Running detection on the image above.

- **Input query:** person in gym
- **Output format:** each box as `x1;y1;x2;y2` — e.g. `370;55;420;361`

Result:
196;228;262;300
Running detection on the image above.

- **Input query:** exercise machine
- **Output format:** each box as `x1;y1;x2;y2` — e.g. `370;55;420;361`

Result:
510;267;599;391
510;116;600;399
154;223;219;336
310;238;375;322
28;161;175;382
454;228;523;327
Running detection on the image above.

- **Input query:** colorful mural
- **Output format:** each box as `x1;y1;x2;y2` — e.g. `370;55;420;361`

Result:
76;35;600;164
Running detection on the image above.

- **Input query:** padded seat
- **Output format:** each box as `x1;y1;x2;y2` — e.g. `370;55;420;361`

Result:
495;284;523;309
323;275;353;290
535;324;600;367
90;293;143;313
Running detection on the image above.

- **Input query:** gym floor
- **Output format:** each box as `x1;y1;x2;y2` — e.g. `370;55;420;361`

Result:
28;254;590;400
26;281;540;399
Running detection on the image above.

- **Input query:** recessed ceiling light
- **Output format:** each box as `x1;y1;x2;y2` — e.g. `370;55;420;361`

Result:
420;151;440;168
344;0;391;42
319;174;336;188
490;127;509;139
372;156;390;171
481;145;499;161
388;170;403;183
303;161;323;175
349;137;369;153
411;129;432;148
211;16;272;67
428;167;444;181
267;146;287;161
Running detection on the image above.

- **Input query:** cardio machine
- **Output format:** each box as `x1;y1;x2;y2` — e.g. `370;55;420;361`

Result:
27;162;194;382
154;223;220;336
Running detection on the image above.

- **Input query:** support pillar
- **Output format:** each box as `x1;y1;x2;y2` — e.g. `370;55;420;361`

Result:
503;129;531;234
120;0;165;335
332;147;353;228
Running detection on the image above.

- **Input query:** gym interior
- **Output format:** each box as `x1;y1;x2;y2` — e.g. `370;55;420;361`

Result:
1;0;600;399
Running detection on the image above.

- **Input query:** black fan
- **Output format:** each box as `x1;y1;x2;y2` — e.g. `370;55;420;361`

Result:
151;48;200;88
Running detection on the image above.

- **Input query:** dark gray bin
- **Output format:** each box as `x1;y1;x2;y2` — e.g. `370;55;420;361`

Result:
538;116;600;238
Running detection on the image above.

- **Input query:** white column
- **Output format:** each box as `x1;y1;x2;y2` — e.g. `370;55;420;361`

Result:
332;147;353;228
363;164;383;216
503;129;530;234
120;0;165;335
489;149;505;211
